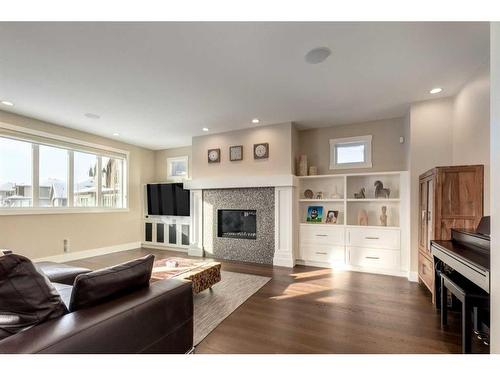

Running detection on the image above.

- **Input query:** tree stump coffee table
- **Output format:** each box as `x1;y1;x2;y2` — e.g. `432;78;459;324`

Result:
151;257;221;294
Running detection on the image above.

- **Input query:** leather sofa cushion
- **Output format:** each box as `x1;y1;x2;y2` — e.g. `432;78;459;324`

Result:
35;261;91;285
69;254;155;312
0;254;68;340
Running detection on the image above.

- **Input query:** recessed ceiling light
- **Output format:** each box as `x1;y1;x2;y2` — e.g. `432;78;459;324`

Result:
84;113;100;119
305;47;332;64
113;133;120;137
430;88;443;94
0;100;14;107
202;127;209;132
252;118;260;124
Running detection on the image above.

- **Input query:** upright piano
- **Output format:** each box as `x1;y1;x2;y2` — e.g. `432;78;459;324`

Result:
430;217;490;352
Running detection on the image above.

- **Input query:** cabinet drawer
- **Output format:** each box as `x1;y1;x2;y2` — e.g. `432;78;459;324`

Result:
418;252;434;292
300;244;345;264
346;227;400;250
347;246;400;270
300;225;344;246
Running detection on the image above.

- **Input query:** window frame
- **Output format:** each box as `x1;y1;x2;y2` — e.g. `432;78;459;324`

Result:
329;135;373;170
0;122;129;215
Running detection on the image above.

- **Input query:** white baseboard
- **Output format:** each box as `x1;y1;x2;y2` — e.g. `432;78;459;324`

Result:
142;243;188;253
33;242;142;263
407;271;419;283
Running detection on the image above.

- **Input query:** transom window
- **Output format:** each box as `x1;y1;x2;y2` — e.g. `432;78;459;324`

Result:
0;129;128;212
329;135;373;170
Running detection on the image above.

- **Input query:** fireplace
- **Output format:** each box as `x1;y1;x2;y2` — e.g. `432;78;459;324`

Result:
217;209;257;240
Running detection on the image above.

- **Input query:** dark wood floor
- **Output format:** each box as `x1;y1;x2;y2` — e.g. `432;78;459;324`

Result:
69;248;464;354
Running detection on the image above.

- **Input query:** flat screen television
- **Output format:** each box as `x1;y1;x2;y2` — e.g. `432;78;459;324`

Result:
146;183;190;216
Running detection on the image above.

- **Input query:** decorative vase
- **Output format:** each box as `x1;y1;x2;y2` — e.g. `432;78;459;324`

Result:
298;155;308;176
309;166;318;176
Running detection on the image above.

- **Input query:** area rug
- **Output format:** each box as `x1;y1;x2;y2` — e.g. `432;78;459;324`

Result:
193;270;271;345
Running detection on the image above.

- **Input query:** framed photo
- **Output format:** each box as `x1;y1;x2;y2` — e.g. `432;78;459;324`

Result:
325;210;339;224
253;143;269;159
167;156;188;181
230;145;243;161
208;148;221;163
306;206;323;223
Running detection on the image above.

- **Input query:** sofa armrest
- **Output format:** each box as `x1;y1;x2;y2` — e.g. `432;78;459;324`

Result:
0;279;193;354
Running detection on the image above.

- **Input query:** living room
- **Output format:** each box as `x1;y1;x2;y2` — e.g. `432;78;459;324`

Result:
1;1;500;372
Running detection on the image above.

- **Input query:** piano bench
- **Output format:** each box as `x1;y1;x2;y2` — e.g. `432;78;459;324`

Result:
440;272;489;354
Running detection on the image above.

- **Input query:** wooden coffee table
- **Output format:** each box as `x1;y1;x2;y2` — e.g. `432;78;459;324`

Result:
151;257;221;294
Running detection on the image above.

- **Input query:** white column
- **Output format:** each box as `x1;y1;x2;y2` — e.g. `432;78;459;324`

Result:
188;189;203;257
273;186;296;268
490;22;500;354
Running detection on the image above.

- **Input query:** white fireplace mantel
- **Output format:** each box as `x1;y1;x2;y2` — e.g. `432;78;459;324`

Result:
184;174;297;190
186;174;298;268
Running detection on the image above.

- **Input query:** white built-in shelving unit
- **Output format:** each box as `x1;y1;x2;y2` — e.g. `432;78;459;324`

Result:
296;171;410;278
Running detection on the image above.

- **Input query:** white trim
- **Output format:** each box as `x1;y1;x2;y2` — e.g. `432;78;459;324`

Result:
408;271;419;282
185;174;297;190
329;135;373;170
33;241;141;263
0;121;130;158
298;170;404;179
0;207;130;216
141;243;188;253
32;143;39;207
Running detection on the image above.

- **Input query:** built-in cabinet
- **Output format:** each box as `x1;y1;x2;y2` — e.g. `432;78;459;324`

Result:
296;171;409;278
418;165;484;300
143;216;191;250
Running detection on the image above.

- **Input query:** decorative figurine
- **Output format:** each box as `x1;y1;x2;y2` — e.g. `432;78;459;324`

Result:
298;155;308;176
354;187;366;199
380;206;388;226
374;180;391;198
357;209;368;226
315;192;323;199
330;185;341;199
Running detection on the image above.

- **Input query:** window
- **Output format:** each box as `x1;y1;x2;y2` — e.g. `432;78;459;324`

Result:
329;135;372;170
74;152;98;207
0;128;128;213
39;145;68;207
0;137;32;207
167;156;188;181
101;156;124;208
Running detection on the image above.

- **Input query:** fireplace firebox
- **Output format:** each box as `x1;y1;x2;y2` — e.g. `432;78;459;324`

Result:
217;209;257;240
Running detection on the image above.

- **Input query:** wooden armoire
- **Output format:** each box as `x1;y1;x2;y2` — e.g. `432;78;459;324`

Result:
418;165;484;301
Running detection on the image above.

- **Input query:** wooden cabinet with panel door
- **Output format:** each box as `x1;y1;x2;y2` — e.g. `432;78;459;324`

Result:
418;165;484;302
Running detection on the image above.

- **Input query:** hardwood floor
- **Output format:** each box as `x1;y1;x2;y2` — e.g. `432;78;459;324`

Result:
69;248;464;354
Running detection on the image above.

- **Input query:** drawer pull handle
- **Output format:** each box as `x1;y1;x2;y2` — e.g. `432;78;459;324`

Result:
315;234;328;237
365;256;380;260
316;252;328;255
365;236;380;240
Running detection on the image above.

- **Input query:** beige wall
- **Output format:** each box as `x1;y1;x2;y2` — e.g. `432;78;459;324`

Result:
0;110;156;259
191;122;294;179
154;146;192;182
297;117;407;175
452;66;490;214
490;22;500;354
408;98;454;272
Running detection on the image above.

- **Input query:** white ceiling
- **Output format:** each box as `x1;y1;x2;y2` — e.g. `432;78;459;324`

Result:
0;22;490;150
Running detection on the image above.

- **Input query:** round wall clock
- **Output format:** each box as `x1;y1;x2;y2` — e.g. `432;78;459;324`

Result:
253;143;269;159
208;148;220;163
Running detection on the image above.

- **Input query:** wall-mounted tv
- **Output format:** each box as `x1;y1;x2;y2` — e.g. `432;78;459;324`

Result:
146;183;190;216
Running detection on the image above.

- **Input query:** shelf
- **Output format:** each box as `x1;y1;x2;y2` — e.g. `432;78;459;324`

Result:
347;198;400;202
345;224;400;230
300;223;344;227
297;174;344;179
299;198;344;202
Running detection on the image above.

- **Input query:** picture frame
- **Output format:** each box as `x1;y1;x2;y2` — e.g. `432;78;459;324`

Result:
325;210;339;224
229;145;243;161
306;206;323;223
167;155;189;181
253;143;269;159
208;148;221;163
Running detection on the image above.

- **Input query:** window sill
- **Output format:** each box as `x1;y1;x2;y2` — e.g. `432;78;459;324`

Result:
0;207;130;216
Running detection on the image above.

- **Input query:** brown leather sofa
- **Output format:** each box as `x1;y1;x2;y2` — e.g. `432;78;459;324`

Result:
0;260;194;354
